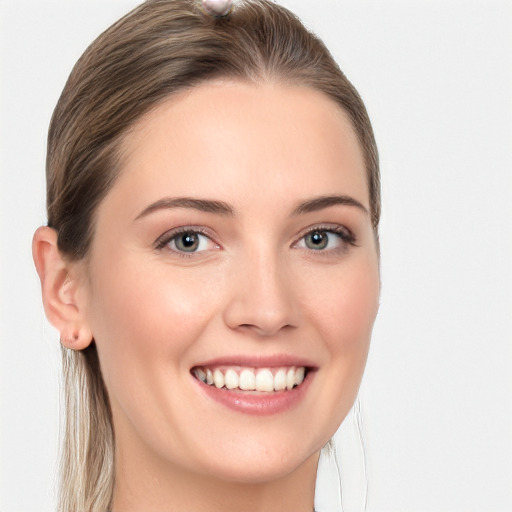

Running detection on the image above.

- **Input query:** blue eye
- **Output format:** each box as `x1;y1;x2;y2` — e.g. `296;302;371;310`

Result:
173;232;203;252
156;229;215;254
304;230;330;250
297;227;355;252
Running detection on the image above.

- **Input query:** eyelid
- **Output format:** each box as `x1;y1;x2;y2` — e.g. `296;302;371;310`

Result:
292;223;357;249
153;223;356;255
154;226;219;252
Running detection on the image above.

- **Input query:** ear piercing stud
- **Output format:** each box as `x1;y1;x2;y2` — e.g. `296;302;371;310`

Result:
62;331;80;346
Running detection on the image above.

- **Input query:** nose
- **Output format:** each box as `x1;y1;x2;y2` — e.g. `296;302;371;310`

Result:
222;249;299;337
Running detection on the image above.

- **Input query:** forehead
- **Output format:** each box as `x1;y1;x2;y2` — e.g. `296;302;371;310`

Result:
110;80;368;216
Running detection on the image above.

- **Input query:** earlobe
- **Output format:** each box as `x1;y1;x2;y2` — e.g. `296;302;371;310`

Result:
32;226;93;350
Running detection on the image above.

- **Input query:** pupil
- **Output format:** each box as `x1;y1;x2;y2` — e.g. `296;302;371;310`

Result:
311;232;323;245
306;230;328;250
178;232;199;251
182;234;196;247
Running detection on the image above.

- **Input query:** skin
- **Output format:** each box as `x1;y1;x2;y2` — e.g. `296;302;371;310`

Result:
33;81;380;512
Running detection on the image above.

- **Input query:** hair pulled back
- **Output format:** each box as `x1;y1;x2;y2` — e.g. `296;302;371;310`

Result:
47;1;380;510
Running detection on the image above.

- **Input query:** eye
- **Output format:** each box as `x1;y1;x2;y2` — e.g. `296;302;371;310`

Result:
304;230;331;250
173;231;209;252
295;226;355;252
155;228;218;255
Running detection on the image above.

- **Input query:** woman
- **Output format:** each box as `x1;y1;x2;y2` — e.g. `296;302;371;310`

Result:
32;0;380;510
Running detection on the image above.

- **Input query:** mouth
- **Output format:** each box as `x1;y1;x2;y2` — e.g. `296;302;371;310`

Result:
191;365;307;393
190;357;316;415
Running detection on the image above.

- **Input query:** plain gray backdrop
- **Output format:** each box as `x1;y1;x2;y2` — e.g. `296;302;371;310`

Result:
1;1;511;511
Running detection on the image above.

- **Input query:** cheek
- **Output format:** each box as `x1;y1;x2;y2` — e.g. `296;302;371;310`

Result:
84;256;228;453
86;254;223;386
309;253;378;337
291;253;379;447
309;253;379;380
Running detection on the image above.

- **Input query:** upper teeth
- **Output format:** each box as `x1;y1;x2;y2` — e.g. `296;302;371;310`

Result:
193;366;306;392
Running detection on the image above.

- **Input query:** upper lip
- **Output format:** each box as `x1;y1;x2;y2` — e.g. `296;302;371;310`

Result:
191;354;318;370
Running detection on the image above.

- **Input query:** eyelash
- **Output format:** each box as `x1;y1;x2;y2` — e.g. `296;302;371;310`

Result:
154;224;356;257
293;224;357;254
154;227;218;257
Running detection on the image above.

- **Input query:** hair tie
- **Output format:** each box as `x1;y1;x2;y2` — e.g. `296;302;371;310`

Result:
202;0;233;17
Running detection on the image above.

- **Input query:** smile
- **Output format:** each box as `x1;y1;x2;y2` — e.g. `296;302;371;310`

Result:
192;366;306;392
190;358;315;415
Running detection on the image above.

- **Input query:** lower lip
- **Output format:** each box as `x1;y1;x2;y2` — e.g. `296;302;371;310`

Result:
194;371;314;415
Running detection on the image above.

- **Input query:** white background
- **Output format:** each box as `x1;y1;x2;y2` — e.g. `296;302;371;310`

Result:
1;1;511;511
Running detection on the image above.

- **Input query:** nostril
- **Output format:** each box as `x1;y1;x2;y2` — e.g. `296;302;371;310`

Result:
234;322;295;338
222;260;300;335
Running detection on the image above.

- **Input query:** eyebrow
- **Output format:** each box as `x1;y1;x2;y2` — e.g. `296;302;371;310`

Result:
135;194;368;221
135;197;235;220
292;195;369;216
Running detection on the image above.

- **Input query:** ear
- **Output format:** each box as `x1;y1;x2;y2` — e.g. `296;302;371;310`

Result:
32;226;93;350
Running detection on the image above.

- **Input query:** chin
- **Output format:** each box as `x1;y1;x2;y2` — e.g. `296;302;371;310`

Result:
201;452;319;485
187;431;325;485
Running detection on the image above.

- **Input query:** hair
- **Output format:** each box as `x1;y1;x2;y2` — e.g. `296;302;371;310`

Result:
46;1;380;510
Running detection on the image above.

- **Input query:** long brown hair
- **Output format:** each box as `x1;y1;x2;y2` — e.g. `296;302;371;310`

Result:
47;1;380;509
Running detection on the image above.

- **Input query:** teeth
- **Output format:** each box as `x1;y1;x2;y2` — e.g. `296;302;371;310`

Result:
286;368;295;390
193;365;307;392
294;367;305;386
213;369;224;389
274;368;286;391
255;369;274;392
239;368;256;390
224;368;239;390
195;367;206;383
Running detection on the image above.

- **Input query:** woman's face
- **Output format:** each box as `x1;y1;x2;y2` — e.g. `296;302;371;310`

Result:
80;81;380;484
